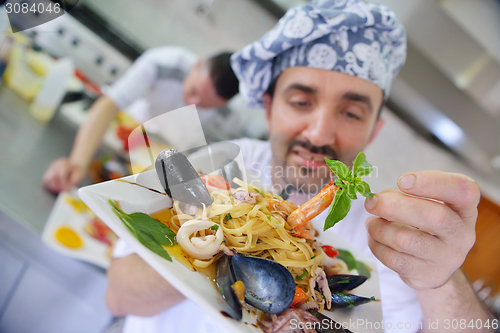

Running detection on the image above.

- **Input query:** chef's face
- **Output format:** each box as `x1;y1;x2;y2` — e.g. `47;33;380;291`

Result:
183;60;227;109
264;66;384;195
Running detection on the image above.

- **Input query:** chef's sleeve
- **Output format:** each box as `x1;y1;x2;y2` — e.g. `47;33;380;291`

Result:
106;50;159;110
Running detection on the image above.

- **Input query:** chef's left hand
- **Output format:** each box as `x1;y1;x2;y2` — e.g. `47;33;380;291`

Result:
364;170;480;290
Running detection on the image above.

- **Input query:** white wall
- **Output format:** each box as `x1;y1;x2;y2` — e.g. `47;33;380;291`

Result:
365;108;500;206
83;0;278;57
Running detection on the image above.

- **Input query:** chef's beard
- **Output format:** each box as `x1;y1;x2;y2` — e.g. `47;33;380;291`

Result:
278;139;339;195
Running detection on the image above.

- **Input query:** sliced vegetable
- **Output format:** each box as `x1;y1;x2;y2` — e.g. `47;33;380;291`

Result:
291;286;308;307
201;174;230;190
321;245;339;258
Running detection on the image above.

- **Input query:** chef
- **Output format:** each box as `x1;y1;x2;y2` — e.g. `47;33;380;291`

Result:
104;1;492;333
43;47;239;193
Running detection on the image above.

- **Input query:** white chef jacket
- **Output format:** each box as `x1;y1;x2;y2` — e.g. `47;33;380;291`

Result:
113;138;423;333
105;46;227;135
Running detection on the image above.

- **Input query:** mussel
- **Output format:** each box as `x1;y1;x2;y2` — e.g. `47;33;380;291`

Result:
216;254;243;320
330;292;375;309
326;274;367;293
310;311;354;333
155;148;213;207
216;254;295;319
315;274;374;309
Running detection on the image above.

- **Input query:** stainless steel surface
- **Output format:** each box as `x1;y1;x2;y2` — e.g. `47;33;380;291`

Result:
0;86;89;235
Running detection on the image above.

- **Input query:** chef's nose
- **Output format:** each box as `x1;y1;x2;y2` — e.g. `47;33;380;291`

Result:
302;107;336;148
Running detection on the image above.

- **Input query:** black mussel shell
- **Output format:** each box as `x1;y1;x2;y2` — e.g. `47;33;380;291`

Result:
155;148;213;208
327;274;367;293
216;255;242;320
310;311;354;333
330;292;375;309
230;254;295;314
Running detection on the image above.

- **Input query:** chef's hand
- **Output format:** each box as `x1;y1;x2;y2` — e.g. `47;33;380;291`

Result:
43;157;86;193
364;170;480;290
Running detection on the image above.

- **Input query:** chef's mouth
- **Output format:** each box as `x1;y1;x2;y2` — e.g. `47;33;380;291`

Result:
286;140;338;167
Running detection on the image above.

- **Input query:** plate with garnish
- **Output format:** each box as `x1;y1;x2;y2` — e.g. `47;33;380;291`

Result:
42;191;117;268
78;148;383;333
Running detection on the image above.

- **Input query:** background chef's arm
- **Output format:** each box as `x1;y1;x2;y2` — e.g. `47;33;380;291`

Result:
42;96;119;192
105;254;185;317
69;95;119;171
43;50;158;192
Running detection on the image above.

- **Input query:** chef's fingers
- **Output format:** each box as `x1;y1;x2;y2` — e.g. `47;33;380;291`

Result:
43;158;71;193
396;171;480;223
366;216;443;262
69;164;85;188
365;190;464;242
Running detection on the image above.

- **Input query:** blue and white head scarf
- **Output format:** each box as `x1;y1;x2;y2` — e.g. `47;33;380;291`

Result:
231;0;407;108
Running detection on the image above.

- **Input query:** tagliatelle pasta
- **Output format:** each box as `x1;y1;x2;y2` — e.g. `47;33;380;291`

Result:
168;178;348;301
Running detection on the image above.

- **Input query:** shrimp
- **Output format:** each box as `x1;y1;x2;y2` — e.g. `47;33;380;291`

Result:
266;198;298;219
287;181;339;228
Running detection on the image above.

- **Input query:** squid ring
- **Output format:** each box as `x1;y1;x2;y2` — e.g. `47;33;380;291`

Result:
176;219;223;260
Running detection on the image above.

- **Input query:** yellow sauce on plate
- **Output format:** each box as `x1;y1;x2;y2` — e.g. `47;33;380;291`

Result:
55;226;83;249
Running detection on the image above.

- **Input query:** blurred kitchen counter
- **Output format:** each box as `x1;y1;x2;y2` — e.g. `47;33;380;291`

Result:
0;86;92;235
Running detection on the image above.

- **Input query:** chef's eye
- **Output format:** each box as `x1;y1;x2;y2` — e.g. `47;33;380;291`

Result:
343;110;361;120
289;100;311;108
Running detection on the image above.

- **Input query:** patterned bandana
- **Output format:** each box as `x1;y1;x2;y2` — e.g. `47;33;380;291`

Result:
231;0;407;108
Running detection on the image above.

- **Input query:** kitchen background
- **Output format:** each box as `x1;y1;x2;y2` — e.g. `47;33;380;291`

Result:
1;0;500;332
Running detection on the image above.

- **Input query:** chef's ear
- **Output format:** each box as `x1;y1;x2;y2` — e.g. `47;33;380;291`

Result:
263;93;272;132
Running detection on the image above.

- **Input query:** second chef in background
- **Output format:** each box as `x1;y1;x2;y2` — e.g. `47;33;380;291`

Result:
43;46;239;193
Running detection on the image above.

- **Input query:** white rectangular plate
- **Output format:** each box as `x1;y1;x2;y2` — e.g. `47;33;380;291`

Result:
42;191;113;269
78;169;383;333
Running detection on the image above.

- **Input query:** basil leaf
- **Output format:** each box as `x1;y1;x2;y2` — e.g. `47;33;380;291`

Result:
355;261;371;279
109;200;176;261
347;183;357;200
334;177;344;189
356;181;374;198
352;152;366;175
324;189;351;231
336;249;356;271
354;161;373;177
325;158;350;180
135;229;173;262
127;212;176;246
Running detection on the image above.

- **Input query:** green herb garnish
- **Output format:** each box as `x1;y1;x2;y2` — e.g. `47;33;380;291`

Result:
310;255;316;260
109;200;176;261
324;152;374;231
296;270;308;280
210;224;219;231
267;216;271;221
337;249;371;278
224;213;232;222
